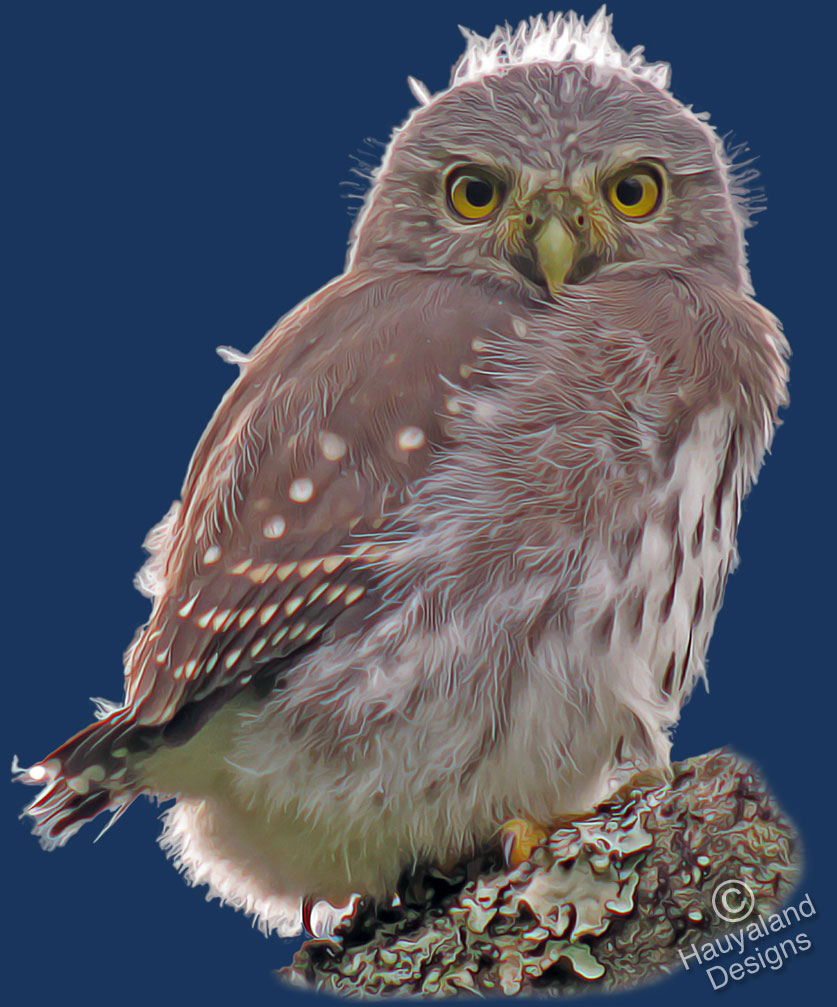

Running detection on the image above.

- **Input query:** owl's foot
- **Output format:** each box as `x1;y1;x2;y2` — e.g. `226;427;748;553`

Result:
500;818;548;868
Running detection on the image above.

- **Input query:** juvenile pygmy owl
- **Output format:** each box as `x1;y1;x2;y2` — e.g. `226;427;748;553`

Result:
17;9;788;937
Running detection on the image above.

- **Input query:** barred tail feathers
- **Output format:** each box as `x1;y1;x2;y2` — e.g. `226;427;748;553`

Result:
14;712;139;850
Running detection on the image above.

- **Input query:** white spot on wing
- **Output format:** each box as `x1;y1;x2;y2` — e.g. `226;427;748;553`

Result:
249;563;278;584
212;610;231;632
396;426;425;451
289;478;314;503
285;596;303;616
178;594;199;618
197;607;218;629
307;582;329;604
203;545;222;565
299;558;321;578
259;603;279;625
263;516;287;540
318;432;347;461
344;586;365;605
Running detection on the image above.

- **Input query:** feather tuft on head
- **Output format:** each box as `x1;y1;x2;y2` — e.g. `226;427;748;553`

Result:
452;6;670;92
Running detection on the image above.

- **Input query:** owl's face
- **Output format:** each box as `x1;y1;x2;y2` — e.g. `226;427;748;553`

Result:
352;61;749;298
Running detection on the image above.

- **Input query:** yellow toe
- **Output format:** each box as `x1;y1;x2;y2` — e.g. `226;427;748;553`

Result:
500;818;548;867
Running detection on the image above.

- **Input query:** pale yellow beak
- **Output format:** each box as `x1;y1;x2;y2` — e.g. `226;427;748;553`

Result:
532;216;577;297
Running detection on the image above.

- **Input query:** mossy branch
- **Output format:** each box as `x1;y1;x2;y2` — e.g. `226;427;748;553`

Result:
281;749;801;998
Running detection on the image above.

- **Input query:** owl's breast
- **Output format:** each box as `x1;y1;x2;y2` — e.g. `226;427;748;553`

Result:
572;403;745;773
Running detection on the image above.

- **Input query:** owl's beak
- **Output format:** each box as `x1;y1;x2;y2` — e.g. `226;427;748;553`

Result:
532;217;576;298
510;194;592;298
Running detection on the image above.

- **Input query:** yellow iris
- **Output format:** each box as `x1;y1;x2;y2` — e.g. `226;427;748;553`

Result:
606;167;663;219
446;167;502;221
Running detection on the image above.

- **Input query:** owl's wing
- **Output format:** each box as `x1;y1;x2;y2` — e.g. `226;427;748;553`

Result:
38;270;515;783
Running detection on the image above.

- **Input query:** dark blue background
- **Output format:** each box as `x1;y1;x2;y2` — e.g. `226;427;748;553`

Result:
3;1;833;1003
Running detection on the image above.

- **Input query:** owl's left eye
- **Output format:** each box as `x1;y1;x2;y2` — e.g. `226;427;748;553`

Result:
605;165;663;219
445;166;503;222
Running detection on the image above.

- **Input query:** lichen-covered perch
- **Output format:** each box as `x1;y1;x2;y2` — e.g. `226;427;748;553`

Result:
282;749;800;997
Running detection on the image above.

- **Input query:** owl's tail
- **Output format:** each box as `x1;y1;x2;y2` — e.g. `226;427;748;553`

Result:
13;712;140;850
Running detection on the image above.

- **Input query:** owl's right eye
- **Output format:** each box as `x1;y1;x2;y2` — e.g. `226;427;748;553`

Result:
445;166;503;222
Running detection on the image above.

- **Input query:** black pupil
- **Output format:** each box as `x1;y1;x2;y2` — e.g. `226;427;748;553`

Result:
616;176;644;206
465;178;494;207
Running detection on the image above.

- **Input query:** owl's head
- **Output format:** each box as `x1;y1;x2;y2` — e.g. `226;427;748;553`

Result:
350;9;753;299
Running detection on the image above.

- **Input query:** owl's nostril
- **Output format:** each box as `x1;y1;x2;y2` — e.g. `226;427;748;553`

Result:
575;212;586;228
525;213;535;227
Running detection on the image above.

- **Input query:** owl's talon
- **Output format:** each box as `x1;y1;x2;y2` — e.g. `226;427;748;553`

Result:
500;818;548;868
301;894;317;936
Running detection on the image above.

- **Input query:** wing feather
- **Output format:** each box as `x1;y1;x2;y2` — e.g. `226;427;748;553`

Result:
118;271;513;739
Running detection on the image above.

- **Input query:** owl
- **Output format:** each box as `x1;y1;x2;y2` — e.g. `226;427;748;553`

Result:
17;9;788;938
